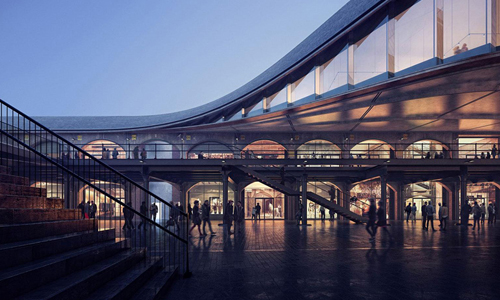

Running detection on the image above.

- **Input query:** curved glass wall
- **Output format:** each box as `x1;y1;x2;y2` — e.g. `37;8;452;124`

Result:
404;140;448;159
188;142;234;159
265;88;287;111
242;140;287;159
244;182;284;219
350;140;392;159
188;182;235;217
320;47;348;93
394;0;435;72
143;140;179;159
353;19;387;85
82;140;126;160
291;68;315;102
443;0;487;59
79;181;125;218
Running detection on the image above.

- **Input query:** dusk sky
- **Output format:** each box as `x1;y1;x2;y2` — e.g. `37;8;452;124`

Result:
1;0;349;117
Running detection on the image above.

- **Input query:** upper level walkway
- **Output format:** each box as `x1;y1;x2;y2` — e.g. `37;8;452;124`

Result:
166;220;500;300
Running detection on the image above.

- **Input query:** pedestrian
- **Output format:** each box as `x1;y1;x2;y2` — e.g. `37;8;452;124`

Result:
189;200;202;236
201;200;216;235
320;206;326;221
251;206;257;221
439;202;448;231
488;201;494;224
187;203;192;220
492;144;498;159
150;202;158;222
84;201;90;219
77;200;85;219
169;201;180;232
411;203;417;222
223;200;234;234
329;209;334;220
296;204;303;225
460;202;471;228
472;201;481;230
198;152;204;159
138;201;148;230
112;147;119;159
140;148;147;160
133;146;139;159
366;198;377;244
255;203;261;220
405;203;412;223
234;201;245;233
493;201;497;223
426;202;436;231
90;201;97;218
422;201;428;230
480;203;486;225
122;202;135;230
374;200;393;241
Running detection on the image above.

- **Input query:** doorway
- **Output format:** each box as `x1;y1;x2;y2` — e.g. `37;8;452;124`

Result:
405;198;432;220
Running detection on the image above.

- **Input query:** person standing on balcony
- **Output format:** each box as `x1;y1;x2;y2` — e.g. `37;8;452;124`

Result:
112;148;119;159
140;148;147;160
150;202;158;222
133;146;139;159
77;200;85;219
492;145;497;159
138;201;148;230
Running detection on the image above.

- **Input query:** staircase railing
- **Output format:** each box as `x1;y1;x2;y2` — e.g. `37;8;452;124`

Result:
0;99;189;276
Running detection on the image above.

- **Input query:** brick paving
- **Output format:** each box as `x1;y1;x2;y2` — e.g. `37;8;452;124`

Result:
165;220;500;300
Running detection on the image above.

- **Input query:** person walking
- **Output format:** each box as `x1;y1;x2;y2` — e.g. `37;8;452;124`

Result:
234;201;245;233
189;200;202;236
169;201;180;232
421;202;428;230
90;201;97;218
480;203;486;225
493;201;497;223
150;202;158;222
223;200;234;234
366;198;377;244
411;203;417;223
201;200;216;236
122;202;135;230
320;206;326;221
374;200;393;241
77;200;85;219
138;201;148;230
405;203;412;223
251;206;257;221
255;203;261;220
426;202;436;231
439;202;448;231
472;201;481;230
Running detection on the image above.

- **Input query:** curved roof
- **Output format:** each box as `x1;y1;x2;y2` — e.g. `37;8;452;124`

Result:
35;0;383;131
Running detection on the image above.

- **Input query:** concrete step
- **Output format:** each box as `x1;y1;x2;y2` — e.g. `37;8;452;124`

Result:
0;208;79;224
0;238;129;299
0;183;46;197
0;229;115;270
130;266;179;300
17;249;143;300
89;257;163;300
0;173;29;186
0;195;63;209
0;219;95;244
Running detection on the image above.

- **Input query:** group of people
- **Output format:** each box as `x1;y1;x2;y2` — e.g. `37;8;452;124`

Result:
101;145;120;159
77;200;97;219
250;203;261;220
188;199;247;236
467;201;497;230
132;146;148;160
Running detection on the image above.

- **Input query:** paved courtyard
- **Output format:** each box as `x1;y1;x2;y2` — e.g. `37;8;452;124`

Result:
166;219;500;300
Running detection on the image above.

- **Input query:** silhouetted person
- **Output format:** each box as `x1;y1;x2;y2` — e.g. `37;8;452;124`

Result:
425;152;431;159
150;203;158;222
481;152;486;159
169;201;180;232
488;201;495;224
486;152;491;159
140;148;147;160
90;201;97;218
112;147;119;159
492;145;497;159
426;202;436;231
198;152;204;159
123;202;135;230
411;203;417;222
439;202;448;231
84;201;90;219
472;201;482;230
422;201;427;229
329;209;334;220
461;43;468;52
223;200;234;234
320;206;325;221
405;203;412;223
201;200;216;235
234;201;245;233
296;203;304;225
366;198;377;244
255;203;261;220
189;200;202;236
77;200;85;219
374;200;393;241
133;146;139;159
480;203;486;224
138;201;148;230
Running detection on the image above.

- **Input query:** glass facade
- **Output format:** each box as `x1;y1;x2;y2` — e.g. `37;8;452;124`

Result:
244;182;284;219
443;0;487;58
303;182;337;219
291;69;315;102
458;183;497;219
79;181;124;218
394;0;435;72
188;182;235;217
144;140;177;159
404;140;447;159
350;140;392;159
82;140;126;159
265;88;287;111
404;181;443;219
457;137;498;158
188;142;234;159
352;19;388;85
350;180;390;218
242;140;287;159
296;140;341;160
320;47;348;92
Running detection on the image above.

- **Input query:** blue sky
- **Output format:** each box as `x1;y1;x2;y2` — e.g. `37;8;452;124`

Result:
0;0;349;116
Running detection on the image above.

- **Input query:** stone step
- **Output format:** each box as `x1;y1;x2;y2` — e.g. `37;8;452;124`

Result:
0;219;95;244
0;195;63;209
0;173;29;186
89;257;163;300
0;183;46;197
130;266;179;300
0;229;115;270
0;238;129;299
0;208;80;224
17;249;143;300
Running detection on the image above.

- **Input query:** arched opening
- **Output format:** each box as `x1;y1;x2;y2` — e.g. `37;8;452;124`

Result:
142;140;179;159
82;140;126;160
350;140;393;159
350;179;391;217
404;140;449;159
457;137;498;159
458;182;498;220
187;142;234;159
403;181;444;220
296;140;341;159
35;141;64;159
188;182;235;218
242;140;287;159
244;182;284;219
301;181;339;219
